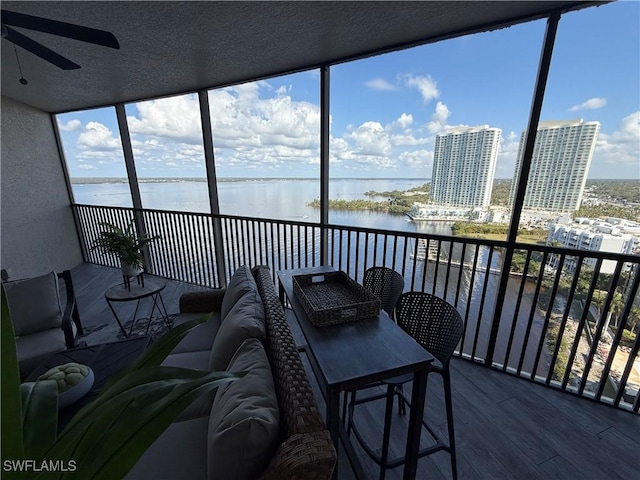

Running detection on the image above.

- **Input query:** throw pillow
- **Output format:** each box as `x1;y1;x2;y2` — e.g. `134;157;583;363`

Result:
209;289;266;371
220;265;259;321
207;338;280;480
3;272;62;336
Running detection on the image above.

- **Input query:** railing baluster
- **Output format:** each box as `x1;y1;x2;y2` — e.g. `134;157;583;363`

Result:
454;242;466;310
401;234;409;282
432;240;442;296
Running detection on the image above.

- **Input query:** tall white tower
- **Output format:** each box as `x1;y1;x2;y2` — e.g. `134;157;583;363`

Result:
431;125;501;208
510;119;600;213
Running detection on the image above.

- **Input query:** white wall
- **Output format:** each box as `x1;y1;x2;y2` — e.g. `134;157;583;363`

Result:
1;95;82;279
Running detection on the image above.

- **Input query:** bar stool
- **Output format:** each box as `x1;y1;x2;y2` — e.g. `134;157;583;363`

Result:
363;266;405;318
347;292;463;480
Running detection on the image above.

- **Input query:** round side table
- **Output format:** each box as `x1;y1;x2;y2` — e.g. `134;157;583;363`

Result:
105;277;170;337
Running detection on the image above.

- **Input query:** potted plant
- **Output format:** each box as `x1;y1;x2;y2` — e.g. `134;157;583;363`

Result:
92;220;159;279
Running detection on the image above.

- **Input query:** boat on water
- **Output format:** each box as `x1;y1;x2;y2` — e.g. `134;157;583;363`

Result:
406;204;473;222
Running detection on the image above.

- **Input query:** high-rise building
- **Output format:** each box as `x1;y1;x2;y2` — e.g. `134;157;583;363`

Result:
431;125;501;208
510;119;600;213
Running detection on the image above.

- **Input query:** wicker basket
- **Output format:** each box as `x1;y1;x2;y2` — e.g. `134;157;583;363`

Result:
292;271;381;327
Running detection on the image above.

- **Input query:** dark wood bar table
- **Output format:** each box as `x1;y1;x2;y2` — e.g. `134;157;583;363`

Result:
278;266;433;480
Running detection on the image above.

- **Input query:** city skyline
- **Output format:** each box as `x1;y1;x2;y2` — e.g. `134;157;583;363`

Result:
56;2;638;181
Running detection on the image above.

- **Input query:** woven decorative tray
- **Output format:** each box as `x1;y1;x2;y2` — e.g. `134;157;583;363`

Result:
292;271;381;327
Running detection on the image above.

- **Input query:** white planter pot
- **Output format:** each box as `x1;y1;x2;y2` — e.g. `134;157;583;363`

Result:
120;259;143;278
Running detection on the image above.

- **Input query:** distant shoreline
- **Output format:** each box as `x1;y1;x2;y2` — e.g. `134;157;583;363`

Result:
70;177;432;184
70;177;635;185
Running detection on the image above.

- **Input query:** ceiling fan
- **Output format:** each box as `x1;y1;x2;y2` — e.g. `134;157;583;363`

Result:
1;9;119;70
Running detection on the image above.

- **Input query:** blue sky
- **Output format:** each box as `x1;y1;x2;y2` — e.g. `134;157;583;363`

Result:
58;1;639;180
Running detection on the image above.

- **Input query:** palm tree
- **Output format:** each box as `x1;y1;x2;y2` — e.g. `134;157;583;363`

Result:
591;290;624;339
628;306;640;334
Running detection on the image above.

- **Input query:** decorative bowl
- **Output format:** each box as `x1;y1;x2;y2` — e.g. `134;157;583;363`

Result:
38;363;95;409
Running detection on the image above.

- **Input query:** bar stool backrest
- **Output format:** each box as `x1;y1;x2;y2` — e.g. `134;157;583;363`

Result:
363;266;404;317
395;292;463;366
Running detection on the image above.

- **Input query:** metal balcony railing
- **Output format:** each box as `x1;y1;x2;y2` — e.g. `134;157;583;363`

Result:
73;204;640;414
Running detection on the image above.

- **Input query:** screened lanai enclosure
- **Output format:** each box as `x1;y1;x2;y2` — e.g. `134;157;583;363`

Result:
2;2;638;477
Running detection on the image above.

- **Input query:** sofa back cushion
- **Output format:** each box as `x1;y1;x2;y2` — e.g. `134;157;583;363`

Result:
208;338;279;480
209;289;265;371
3;272;62;336
220;265;258;321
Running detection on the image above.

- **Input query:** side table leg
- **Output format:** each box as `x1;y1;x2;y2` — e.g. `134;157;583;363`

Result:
145;294;162;336
146;292;171;335
129;299;142;337
157;293;171;328
107;299;129;338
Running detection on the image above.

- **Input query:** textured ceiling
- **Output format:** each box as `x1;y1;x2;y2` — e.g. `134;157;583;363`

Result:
1;1;600;113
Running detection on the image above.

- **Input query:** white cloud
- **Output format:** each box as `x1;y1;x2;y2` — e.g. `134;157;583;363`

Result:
208;84;320;159
426;102;451;134
404;74;439;104
569;97;607;111
390;133;429;147
591;111;640;175
614;111;640;142
393;113;413;129
78;122;121;151
127;95;202;144
398;150;433;169
347;121;391;156
496;131;521;178
364;78;397;91
58;119;81;132
117;82;323;174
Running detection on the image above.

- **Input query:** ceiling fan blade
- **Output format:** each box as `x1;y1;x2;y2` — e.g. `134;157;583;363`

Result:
4;26;80;70
2;10;119;49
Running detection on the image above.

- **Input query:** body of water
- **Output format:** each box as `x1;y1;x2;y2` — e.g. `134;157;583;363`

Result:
73;178;439;233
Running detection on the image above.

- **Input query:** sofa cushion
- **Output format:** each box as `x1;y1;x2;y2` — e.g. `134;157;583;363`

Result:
126;416;209;480
163;344;220;423
207;338;279;480
162;351;211;371
171;312;222;354
209;289;265;371
220;265;258;321
4;272;62;336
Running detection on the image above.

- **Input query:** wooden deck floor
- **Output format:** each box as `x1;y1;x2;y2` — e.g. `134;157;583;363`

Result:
71;263;639;480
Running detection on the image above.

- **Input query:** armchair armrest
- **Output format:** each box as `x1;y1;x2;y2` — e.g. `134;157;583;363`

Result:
179;289;226;313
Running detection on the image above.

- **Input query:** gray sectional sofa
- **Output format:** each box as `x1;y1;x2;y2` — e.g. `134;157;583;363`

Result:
127;265;336;480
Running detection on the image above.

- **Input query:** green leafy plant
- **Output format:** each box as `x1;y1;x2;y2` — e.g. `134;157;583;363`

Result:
91;220;160;270
1;288;243;479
